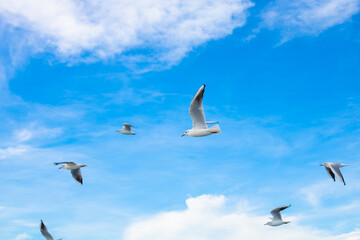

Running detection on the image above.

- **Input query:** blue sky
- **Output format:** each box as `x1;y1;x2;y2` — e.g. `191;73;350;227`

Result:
0;0;360;239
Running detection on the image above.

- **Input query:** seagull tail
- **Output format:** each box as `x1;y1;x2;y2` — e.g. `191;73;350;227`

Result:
209;124;221;134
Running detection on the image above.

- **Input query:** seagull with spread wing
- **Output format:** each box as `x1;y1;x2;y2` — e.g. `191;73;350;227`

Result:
182;84;221;137
117;123;136;135
40;220;62;240
54;162;87;185
264;204;291;227
320;162;348;185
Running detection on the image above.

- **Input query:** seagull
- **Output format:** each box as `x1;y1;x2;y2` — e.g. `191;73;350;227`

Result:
265;204;291;227
182;84;221;137
320;162;348;185
117;123;136;135
40;220;62;240
54;162;87;185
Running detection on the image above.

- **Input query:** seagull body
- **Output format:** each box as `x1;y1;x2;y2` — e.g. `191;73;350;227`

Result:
182;85;221;137
265;204;291;227
54;162;87;185
117;123;136;135
40;220;61;240
320;162;348;185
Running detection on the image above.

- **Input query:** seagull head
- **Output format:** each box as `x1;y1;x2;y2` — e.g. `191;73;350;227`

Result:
182;130;190;137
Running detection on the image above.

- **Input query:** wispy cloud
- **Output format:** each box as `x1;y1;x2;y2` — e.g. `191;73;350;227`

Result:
14;233;31;240
299;180;338;206
105;87;168;106
299;171;360;206
14;130;32;143
261;0;359;43
0;146;28;160
12;219;38;228
0;0;254;69
13;124;63;143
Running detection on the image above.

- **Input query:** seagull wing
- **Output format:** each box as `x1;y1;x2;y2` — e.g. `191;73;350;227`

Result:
40;220;54;240
324;165;335;181
53;162;76;166
206;121;219;124
270;204;291;221
123;123;132;131
71;168;83;185
330;163;346;185
189;85;207;129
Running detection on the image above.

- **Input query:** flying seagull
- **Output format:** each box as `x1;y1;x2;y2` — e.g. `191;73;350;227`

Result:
182;84;221;137
54;162;87;185
117;123;136;135
265;204;291;227
320;162;348;185
40;220;62;240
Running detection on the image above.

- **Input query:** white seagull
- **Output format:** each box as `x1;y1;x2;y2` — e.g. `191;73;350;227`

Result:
117;123;136;135
40;220;62;240
54;162;87;185
182;84;221;137
320;162;348;185
265;204;291;227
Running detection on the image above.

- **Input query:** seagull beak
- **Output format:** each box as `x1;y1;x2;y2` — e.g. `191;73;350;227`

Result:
59;166;63;169
181;134;185;137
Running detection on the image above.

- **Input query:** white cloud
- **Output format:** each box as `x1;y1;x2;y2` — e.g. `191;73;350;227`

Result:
262;0;359;42
14;233;31;240
124;194;360;240
0;0;254;68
